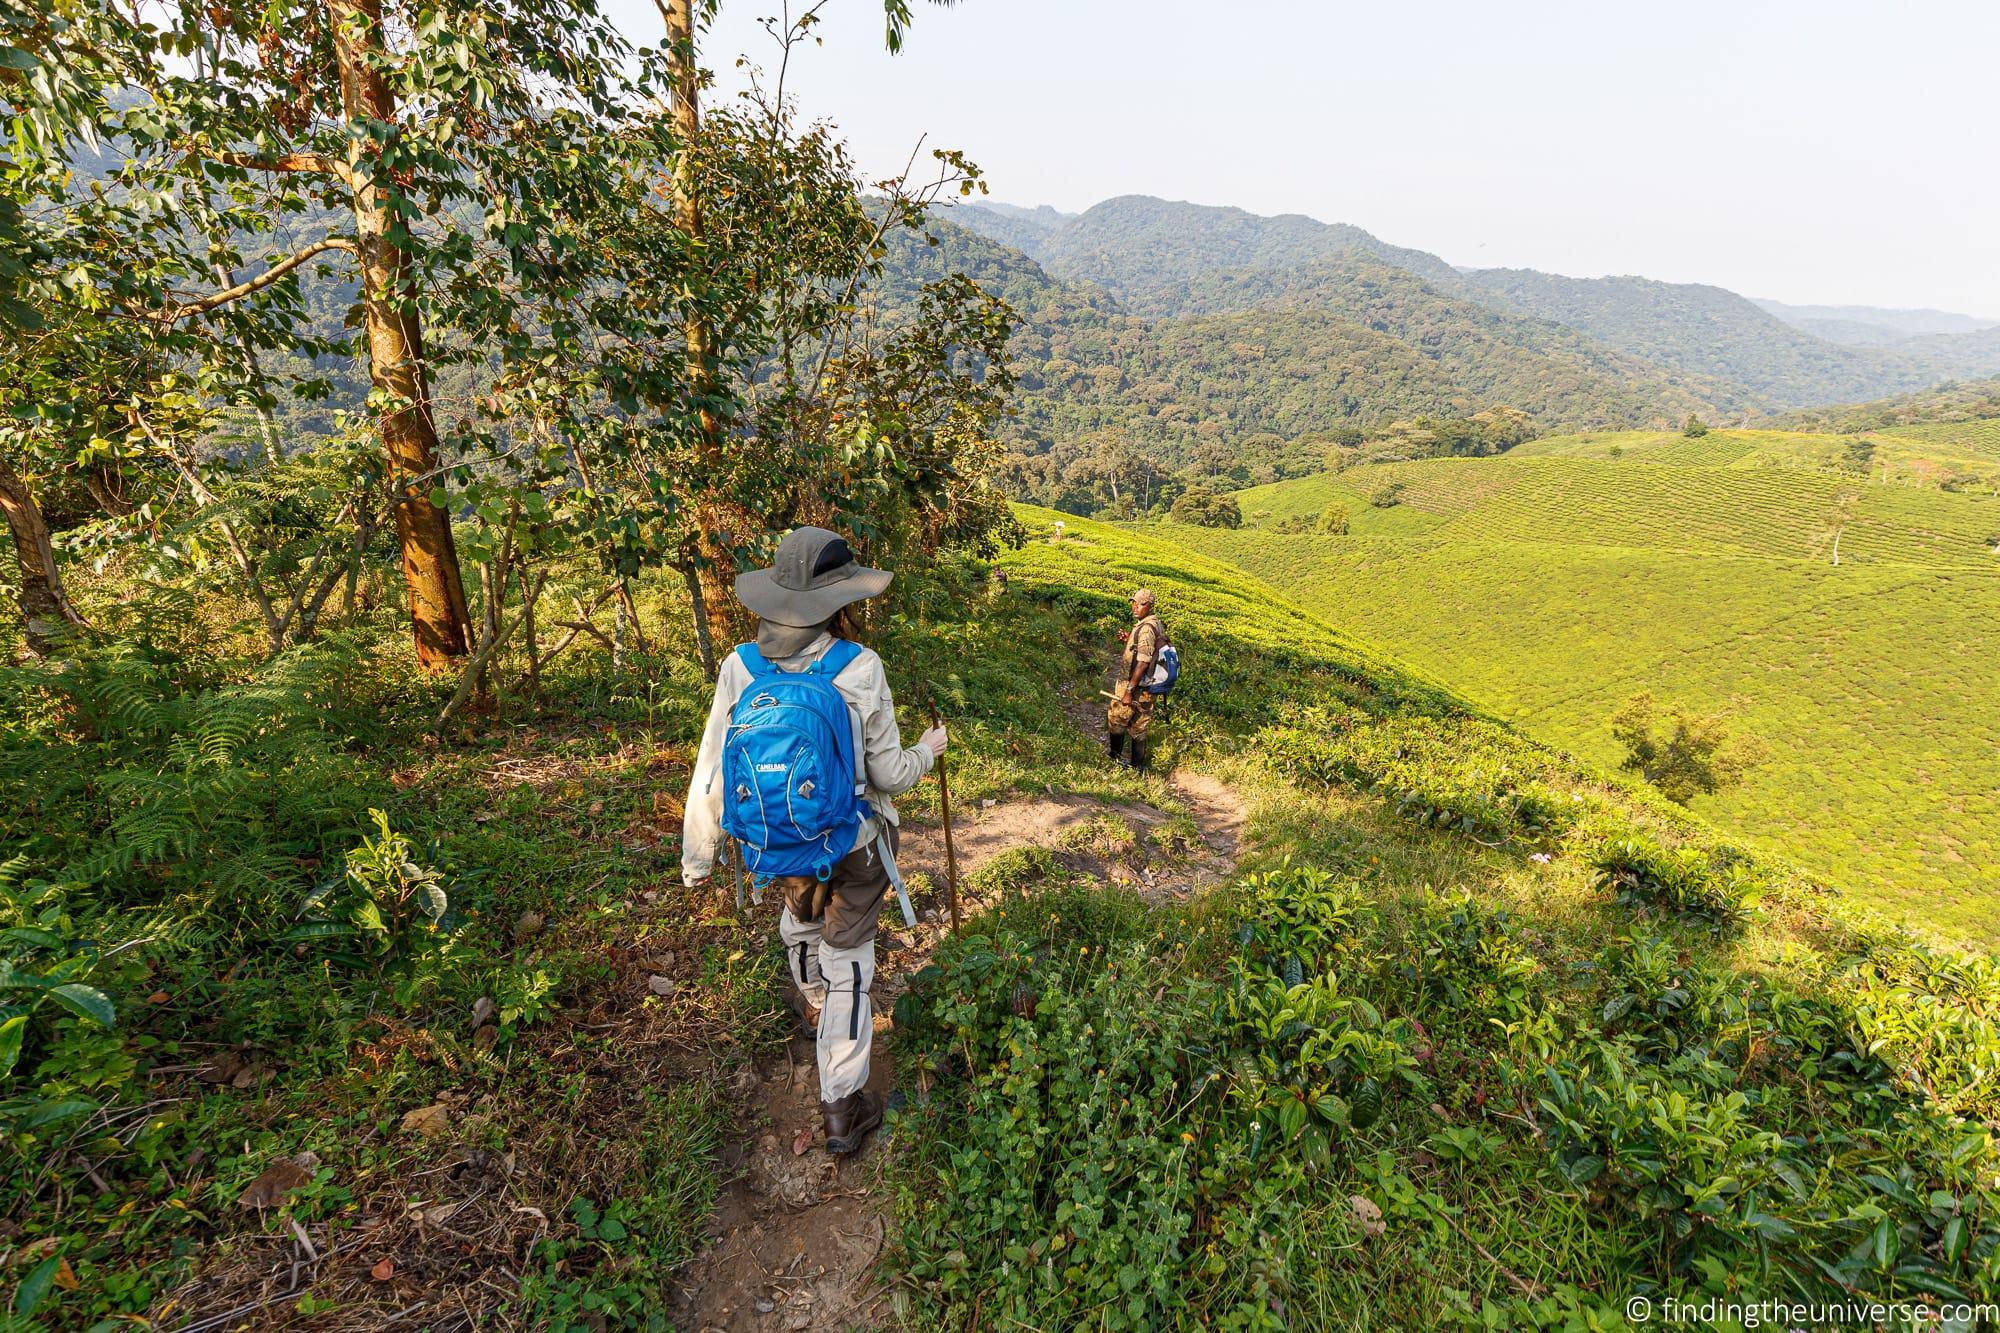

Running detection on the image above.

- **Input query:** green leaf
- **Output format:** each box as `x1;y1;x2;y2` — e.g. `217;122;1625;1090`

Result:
278;922;360;942
416;882;448;921
22;1098;95;1130
0;45;39;72
48;984;115;1029
0;1014;24;1077
12;1256;59;1318
1561;1153;1604;1186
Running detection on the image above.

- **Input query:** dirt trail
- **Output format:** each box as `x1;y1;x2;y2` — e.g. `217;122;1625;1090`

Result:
669;767;1248;1331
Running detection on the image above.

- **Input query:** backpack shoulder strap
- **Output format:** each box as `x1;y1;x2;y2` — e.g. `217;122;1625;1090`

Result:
808;637;866;679
735;643;777;679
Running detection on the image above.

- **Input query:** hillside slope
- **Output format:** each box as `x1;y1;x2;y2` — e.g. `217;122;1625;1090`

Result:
1206;442;2000;936
884;509;2000;1326
1458;268;1902;407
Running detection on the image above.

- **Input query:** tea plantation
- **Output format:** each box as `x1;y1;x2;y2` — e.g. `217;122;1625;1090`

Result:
1200;432;2000;942
887;510;2000;1327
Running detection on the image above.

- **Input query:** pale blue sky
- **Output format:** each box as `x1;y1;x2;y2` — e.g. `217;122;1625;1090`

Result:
605;0;1999;316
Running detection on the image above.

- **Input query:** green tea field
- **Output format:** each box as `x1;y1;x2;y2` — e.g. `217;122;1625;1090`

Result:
1195;433;2000;941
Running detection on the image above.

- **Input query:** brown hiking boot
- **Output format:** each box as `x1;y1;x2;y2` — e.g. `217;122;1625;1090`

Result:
784;984;821;1039
821;1090;884;1156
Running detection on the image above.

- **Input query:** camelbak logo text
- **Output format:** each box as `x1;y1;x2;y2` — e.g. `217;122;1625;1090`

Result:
755;763;787;773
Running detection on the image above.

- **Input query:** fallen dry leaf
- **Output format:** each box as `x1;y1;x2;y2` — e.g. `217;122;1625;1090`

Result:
51;1259;79;1292
471;996;495;1028
647;974;678;996
18;1237;60;1263
791;1126;814;1156
472;1025;499;1051
237;1158;311;1210
512;911;545;944
197;1050;246;1084
1348;1194;1386;1238
400;1103;453;1138
147;991;170;1005
371;1257;395;1281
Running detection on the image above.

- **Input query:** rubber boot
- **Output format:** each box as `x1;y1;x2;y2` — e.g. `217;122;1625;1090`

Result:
822;1089;884;1155
1129;737;1150;774
1108;732;1127;763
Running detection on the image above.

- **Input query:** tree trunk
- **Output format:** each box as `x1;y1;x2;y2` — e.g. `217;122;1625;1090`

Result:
0;457;89;656
660;0;749;649
333;0;472;670
212;260;284;463
680;559;717;680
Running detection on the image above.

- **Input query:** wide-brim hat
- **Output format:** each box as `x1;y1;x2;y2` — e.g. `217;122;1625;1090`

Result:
735;526;893;627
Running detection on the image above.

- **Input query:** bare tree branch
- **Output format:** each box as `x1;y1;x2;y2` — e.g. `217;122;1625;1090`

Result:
142;238;358;324
204;149;345;178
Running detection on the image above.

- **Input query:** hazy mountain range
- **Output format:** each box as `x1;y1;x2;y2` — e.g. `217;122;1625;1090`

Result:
952;196;2000;414
1754;298;1997;346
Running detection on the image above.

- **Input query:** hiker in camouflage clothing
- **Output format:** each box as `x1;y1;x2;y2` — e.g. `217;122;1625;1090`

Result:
1106;588;1166;773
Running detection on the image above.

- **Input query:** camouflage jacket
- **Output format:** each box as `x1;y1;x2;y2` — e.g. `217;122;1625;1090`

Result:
1119;614;1167;682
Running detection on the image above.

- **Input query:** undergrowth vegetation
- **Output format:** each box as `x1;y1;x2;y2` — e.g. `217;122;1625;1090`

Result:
0;541;1164;1327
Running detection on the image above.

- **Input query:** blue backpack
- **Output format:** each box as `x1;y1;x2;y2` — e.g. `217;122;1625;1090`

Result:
1146;643;1181;696
719;639;868;881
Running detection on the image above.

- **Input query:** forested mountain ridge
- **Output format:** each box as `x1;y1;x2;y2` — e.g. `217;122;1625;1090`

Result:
1459;268;2000;408
1764;371;2000;434
955;199;1073;260
1455;267;1896;406
1023;193;1466;297
1123;251;1747;419
901;215;1738;508
956;194;2000;417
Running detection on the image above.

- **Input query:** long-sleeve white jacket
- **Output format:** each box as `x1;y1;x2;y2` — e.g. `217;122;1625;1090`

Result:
680;633;935;885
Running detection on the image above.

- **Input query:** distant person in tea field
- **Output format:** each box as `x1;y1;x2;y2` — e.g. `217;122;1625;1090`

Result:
1106;588;1177;773
680;527;947;1156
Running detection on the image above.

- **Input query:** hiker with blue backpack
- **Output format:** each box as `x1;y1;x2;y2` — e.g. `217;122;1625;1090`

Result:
679;527;946;1156
1107;587;1175;773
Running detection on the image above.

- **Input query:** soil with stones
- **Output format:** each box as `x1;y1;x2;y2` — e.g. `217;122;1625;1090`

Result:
668;765;1248;1332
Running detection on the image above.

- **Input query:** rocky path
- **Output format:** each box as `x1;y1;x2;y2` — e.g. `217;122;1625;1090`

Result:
669;767;1248;1331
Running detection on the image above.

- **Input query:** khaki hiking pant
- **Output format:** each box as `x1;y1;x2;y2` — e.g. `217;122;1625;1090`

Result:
777;825;895;1104
1106;689;1157;741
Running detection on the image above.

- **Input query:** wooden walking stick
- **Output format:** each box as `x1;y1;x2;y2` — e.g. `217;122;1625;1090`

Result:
928;698;962;934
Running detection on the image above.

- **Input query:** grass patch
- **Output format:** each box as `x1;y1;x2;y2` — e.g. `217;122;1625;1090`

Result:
1184;443;2000;940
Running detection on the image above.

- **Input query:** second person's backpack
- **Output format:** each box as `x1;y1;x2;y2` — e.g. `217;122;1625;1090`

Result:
719;640;867;881
1146;642;1181;696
